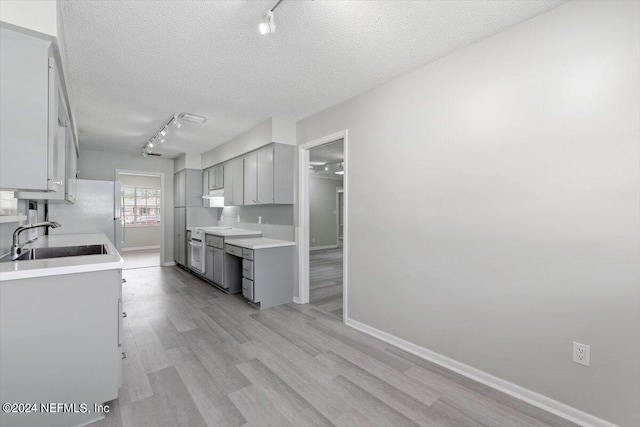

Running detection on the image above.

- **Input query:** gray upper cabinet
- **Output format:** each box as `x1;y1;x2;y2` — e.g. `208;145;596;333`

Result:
0;28;64;192
16;90;78;203
223;158;244;206
208;165;224;190
244;144;294;205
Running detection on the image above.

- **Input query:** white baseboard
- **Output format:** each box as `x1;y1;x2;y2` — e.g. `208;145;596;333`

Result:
344;317;617;427
310;244;338;251
161;261;176;267
293;297;301;304
122;245;160;252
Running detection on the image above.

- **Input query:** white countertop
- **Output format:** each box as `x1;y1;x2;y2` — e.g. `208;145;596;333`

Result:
226;237;295;250
189;227;262;238
0;233;123;281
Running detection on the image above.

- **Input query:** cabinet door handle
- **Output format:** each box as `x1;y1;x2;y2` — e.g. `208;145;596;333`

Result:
121;352;127;360
122;312;127;318
122;278;127;283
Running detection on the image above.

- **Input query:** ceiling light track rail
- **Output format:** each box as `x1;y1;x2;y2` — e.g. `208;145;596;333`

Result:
141;112;207;157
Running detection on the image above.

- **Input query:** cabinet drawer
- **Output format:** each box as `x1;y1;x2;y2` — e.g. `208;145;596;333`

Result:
225;244;243;257
242;278;254;301
242;248;254;260
242;259;254;280
210;235;224;249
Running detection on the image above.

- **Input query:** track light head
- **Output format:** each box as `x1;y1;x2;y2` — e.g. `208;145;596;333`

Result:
259;11;275;35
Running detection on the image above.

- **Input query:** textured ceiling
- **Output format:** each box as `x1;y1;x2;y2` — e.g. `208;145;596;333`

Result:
59;0;565;158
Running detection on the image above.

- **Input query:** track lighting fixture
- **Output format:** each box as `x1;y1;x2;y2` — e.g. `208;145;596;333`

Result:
141;112;208;157
259;11;275;35
259;0;284;35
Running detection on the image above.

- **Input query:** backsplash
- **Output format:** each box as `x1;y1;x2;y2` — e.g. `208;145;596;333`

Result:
218;205;294;241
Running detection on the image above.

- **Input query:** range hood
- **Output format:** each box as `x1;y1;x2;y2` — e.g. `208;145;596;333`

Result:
202;189;225;207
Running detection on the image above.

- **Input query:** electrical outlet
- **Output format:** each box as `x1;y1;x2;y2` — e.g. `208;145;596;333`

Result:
312;238;315;243
237;215;240;223
258;216;262;224
573;342;590;366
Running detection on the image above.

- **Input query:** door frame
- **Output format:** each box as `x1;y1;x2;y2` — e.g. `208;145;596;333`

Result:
336;188;344;246
115;169;166;266
297;129;348;321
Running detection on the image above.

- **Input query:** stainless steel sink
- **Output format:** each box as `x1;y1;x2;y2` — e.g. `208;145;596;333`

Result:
0;244;107;263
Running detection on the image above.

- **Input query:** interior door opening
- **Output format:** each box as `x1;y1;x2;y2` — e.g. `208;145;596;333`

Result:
116;171;164;270
302;136;346;320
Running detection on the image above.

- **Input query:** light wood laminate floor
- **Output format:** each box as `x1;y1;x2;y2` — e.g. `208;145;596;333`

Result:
310;248;343;319
93;265;577;427
121;249;160;270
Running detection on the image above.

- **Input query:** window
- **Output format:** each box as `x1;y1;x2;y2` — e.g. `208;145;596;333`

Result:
0;191;18;216
121;186;161;226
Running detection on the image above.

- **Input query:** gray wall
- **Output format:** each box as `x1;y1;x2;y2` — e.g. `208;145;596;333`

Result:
296;1;639;425
78;149;174;264
309;176;342;248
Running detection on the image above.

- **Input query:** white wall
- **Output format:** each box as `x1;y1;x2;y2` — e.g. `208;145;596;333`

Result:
309;176;342;248
78;149;174;264
0;1;57;38
296;1;639;425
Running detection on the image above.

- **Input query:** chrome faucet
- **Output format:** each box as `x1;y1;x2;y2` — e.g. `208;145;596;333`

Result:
11;221;61;261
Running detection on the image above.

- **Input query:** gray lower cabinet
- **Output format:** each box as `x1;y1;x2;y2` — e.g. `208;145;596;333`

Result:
186;229;192;269
205;245;214;282
213;247;224;286
229;244;294;309
0;269;122;427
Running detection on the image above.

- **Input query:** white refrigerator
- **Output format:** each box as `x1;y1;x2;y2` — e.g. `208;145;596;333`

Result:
48;179;124;253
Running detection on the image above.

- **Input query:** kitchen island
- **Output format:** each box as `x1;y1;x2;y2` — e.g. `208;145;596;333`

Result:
0;233;124;427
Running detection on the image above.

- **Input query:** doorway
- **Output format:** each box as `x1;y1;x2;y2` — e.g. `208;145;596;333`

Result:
298;130;348;321
116;171;164;269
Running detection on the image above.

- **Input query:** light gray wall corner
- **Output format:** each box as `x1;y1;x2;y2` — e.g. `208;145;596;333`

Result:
296;1;640;425
271;117;297;146
78;149;175;264
174;154;186;172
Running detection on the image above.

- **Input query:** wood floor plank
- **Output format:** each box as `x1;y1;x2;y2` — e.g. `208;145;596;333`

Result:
166;346;247;427
182;328;252;395
251;341;374;427
388;346;577;427
228;385;294;427
329;375;421;427
118;329;154;405
250;310;325;357
316;351;444;426
236;358;336;427
145;366;208;427
406;365;550;427
127;316;172;374
148;316;190;351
